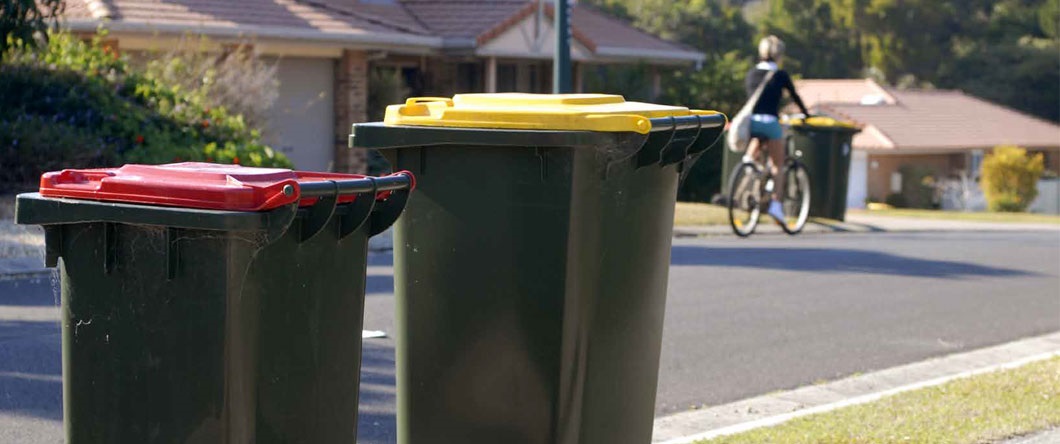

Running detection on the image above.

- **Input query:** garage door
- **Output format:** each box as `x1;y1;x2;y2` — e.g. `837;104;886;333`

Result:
266;57;334;171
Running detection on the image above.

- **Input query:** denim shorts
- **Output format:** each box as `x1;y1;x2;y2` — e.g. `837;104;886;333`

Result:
750;114;783;140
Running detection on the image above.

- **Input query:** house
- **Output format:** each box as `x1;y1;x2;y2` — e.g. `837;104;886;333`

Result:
795;78;1060;210
60;0;703;173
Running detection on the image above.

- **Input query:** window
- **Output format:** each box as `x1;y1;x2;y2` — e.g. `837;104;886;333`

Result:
455;63;482;93
969;149;985;179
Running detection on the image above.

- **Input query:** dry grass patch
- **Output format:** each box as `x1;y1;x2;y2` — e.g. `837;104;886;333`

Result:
699;357;1060;444
675;202;730;226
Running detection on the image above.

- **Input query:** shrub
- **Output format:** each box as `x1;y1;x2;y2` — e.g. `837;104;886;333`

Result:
133;36;279;133
884;192;908;208
980;145;1044;212
889;165;936;209
0;31;290;192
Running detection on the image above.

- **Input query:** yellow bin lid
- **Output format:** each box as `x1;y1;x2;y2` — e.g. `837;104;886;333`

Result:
787;116;860;129
384;93;720;135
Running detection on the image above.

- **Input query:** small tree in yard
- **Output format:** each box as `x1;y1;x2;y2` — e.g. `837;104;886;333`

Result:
980;145;1045;212
1;0;64;56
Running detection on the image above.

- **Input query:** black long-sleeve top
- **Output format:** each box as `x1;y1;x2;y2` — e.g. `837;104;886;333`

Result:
745;68;809;117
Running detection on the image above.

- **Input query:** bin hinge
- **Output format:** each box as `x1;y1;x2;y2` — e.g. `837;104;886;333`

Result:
165;228;180;281
43;225;62;268
103;223;118;275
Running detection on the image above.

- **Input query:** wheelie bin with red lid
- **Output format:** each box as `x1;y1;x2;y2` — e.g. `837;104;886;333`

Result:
14;162;414;443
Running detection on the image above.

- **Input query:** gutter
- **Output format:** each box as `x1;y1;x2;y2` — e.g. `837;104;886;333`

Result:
593;46;705;63
63;19;443;50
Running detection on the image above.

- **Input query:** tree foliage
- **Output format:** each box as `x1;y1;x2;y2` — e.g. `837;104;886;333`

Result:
586;0;1059;123
763;0;1060;120
1;0;64;56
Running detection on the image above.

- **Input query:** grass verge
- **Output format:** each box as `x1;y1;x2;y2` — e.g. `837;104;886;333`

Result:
675;202;729;226
698;357;1060;444
851;208;1060;225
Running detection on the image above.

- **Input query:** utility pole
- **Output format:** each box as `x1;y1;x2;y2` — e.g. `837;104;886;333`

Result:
553;0;572;93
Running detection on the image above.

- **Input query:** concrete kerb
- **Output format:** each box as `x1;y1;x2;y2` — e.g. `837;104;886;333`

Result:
673;218;882;237
651;331;1060;443
674;213;1060;238
0;257;53;282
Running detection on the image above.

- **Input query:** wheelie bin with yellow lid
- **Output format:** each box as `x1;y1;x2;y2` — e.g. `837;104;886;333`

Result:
787;116;862;220
350;93;726;444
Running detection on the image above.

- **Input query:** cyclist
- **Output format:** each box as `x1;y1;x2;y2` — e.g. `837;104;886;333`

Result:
744;35;810;223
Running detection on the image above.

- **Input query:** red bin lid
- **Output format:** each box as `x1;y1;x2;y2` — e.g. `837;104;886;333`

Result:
39;162;369;211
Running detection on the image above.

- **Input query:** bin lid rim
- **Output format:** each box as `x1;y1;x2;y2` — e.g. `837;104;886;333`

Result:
787;116;862;129
37;162;371;211
383;93;720;134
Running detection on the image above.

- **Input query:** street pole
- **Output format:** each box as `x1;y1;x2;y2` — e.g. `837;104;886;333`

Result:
553;0;572;93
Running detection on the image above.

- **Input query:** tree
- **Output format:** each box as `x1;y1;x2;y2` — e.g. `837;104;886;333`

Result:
759;0;864;78
761;0;1059;121
1;0;64;56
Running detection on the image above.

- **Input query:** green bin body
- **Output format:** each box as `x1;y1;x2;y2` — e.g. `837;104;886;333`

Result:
351;111;725;444
14;168;412;443
788;123;861;221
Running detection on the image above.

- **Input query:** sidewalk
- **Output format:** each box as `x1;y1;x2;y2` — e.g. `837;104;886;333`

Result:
0;221;396;280
652;332;1060;443
674;212;1060;237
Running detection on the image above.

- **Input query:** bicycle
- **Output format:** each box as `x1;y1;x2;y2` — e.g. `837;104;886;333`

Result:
727;135;811;237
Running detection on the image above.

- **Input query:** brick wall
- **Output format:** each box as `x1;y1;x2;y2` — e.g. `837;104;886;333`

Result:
334;49;368;173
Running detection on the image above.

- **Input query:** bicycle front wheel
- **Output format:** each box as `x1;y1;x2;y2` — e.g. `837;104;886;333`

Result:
728;162;763;237
778;161;812;235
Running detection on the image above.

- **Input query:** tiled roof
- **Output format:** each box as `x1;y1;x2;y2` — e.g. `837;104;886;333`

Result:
571;4;697;54
795;78;896;107
818;88;1060;151
312;0;431;35
62;0;431;40
60;0;701;62
401;0;528;41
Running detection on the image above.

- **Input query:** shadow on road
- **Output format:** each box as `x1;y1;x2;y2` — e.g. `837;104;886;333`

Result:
0;320;62;421
358;340;397;443
366;275;394;295
671;246;1035;279
0;276;60;307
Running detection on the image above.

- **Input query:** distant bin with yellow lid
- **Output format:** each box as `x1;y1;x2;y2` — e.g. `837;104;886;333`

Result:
785;116;862;220
351;93;726;444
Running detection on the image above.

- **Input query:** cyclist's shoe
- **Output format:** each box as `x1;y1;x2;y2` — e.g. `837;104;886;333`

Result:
767;200;785;223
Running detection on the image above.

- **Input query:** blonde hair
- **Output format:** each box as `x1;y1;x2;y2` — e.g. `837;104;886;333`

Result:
758;35;785;61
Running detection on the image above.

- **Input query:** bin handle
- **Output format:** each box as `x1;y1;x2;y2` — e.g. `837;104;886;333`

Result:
405;97;454;107
296;172;415;242
369;171;414;236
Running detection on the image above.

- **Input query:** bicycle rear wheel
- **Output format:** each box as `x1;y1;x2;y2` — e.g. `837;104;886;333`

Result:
728;162;763;237
778;161;811;235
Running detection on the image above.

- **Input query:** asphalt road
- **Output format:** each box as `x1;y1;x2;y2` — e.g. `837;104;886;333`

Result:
1;230;1058;443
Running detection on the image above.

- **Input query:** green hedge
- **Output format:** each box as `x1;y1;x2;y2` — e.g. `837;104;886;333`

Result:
0;31;290;192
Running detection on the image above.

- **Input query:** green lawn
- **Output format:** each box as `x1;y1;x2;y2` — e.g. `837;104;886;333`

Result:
698;357;1060;444
852;208;1060;225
